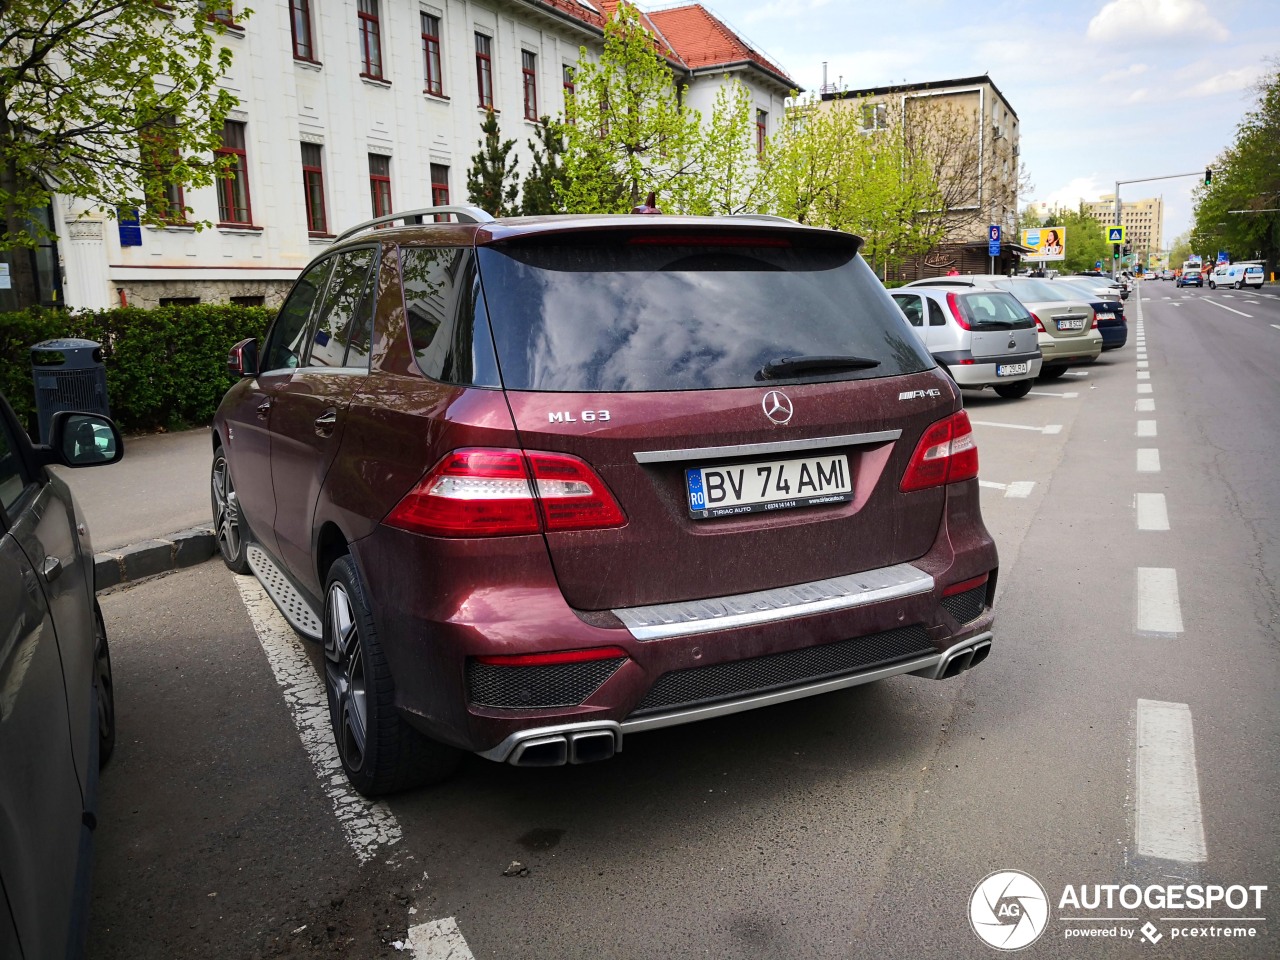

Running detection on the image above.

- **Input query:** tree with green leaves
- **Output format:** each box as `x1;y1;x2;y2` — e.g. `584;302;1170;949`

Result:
520;116;566;216
1;0;239;307
558;2;704;213
683;79;767;216
466;108;519;217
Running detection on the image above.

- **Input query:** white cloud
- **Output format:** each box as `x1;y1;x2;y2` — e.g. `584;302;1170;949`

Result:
1087;0;1227;43
1102;63;1150;83
740;0;831;25
1189;67;1262;96
1126;88;1150;103
1036;176;1109;214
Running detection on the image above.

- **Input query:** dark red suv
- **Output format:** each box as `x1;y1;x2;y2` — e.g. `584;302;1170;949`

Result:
213;208;998;796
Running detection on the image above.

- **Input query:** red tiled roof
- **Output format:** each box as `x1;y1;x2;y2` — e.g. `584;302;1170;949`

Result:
646;4;796;88
521;0;607;31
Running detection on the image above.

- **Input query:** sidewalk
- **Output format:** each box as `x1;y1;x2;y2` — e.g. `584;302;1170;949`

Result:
51;426;218;588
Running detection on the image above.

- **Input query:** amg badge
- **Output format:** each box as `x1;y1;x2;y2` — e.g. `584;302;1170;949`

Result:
899;388;943;400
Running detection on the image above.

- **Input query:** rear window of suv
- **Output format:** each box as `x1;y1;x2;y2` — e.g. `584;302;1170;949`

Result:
475;230;932;392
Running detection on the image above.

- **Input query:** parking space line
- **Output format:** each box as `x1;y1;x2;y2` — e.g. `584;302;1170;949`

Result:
1137;448;1161;472
407;917;477;959
1135;700;1206;862
1135;568;1184;635
1027;390;1079;398
970;420;1061;435
1135;398;1155;412
233;575;405;864
1202;299;1252;318
978;479;1036;498
1136;420;1157;437
1271;324;1280;331
1135;493;1169;531
1064;370;1089;377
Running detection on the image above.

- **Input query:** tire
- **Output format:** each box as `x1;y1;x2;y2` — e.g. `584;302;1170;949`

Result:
211;445;251;574
993;380;1033;399
94;600;116;767
1235;280;1243;290
1038;365;1068;381
1208;281;1216;290
323;555;462;796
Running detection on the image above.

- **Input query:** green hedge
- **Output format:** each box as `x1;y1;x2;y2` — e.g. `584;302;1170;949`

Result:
0;304;273;437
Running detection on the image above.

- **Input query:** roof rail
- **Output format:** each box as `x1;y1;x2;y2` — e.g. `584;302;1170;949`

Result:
723;213;799;225
332;206;494;244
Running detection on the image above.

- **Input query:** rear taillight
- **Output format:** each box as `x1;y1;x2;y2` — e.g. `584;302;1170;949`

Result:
900;411;979;492
943;573;989;597
385;447;626;537
1030;311;1046;332
1090;309;1099;329
945;292;972;330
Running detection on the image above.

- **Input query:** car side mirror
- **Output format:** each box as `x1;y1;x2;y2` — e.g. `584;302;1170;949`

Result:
39;412;124;467
228;338;259;378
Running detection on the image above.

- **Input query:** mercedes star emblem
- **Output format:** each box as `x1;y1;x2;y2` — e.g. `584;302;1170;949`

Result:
762;390;794;425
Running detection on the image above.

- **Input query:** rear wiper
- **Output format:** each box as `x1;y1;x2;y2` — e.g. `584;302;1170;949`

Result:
758;354;881;380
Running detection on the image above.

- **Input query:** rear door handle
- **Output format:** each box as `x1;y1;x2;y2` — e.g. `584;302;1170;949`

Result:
257;398;273;420
42;557;63;583
314;409;338;437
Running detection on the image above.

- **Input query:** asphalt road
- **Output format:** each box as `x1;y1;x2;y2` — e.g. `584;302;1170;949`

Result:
85;283;1280;959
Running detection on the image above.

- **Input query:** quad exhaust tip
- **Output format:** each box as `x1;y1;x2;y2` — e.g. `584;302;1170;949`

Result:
913;635;993;681
500;724;622;767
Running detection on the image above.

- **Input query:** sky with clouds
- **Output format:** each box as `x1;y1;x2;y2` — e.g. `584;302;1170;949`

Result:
682;0;1279;247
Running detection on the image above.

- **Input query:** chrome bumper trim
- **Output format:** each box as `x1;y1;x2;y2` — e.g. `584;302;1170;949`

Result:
612;563;934;641
632;430;901;465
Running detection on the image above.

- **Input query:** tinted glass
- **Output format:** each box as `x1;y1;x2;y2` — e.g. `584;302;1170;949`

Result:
263;259;332;372
0;413;28;513
955;292;1034;330
927;299;947;327
890;293;923;327
987;277;1075;302
477;233;931;392
308;247;375;368
402;246;500;387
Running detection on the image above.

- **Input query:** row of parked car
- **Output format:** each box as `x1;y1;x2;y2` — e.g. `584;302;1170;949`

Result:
888;272;1128;400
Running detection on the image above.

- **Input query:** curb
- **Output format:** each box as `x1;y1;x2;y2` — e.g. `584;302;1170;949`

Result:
94;526;217;590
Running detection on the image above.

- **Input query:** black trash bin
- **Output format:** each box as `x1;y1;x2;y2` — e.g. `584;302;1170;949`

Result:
31;338;111;444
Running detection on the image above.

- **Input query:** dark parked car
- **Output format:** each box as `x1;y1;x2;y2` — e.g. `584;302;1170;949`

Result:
212;208;999;795
0;396;121;959
1054;277;1128;350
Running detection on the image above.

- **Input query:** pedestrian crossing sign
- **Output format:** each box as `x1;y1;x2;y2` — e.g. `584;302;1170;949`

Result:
1106;226;1126;243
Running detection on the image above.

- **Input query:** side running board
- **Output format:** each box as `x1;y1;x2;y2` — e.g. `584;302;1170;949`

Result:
247;545;323;640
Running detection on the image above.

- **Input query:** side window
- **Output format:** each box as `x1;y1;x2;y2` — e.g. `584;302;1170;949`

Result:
927;299;947;327
401;246;499;387
263;259;333;372
307;247;376;368
890;294;924;327
0;412;32;514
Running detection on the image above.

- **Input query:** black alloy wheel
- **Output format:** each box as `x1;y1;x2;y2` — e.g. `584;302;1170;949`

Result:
94;600;115;766
211;445;250;574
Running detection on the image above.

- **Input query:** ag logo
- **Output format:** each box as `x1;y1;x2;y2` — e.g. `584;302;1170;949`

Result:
969;870;1049;951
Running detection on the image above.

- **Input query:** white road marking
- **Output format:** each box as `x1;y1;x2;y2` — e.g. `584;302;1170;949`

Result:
1134;568;1184;635
1135;700;1206;862
1137;448;1161;472
1027;390;1079;398
1272;324;1280;331
970;420;1061;435
233;576;404;864
1242;300;1258;304
408;917;477;959
1222;294;1234;298
978;480;1036;498
1169;303;1181;308
1202;299;1252;318
1136;360;1149;368
1064;370;1089;377
1136;420;1157;437
1135;398;1155;412
1135;493;1169;531
1137;371;1150;380
1137;383;1153;394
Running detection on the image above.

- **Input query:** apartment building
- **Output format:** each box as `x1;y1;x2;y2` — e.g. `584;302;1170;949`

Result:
49;1;794;311
820;74;1024;279
1082;195;1164;260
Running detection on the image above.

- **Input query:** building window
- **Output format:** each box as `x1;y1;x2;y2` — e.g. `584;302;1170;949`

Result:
475;33;493;108
522;51;538;120
860;102;887;131
215;120;252;225
198;1;236;26
369;154;392;218
358;0;383;79
230;295;265;307
756;109;767;156
301;143;327;235
421;13;443;96
159;296;201;307
142;116;185;222
289;0;314;61
563;64;575;101
430;163;449;211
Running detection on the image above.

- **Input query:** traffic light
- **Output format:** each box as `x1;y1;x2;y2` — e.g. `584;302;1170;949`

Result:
1205;167;1212;186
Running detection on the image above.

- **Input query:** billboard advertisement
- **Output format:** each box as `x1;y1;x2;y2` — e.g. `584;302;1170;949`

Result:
1020;227;1066;262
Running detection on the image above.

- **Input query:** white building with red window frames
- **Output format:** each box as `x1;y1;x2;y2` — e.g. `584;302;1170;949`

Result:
54;0;796;310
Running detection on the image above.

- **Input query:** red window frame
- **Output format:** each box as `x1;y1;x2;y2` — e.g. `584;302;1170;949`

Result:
475;33;493;108
143;118;186;223
215;120;253;226
200;1;236;26
421;13;443;96
358;0;383;80
369;154;392;219
301;143;327;235
756;109;767;156
522;51;538;121
430;164;449;220
289;0;315;62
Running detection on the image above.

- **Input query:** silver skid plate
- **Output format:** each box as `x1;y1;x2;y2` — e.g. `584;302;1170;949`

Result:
247;545;323;639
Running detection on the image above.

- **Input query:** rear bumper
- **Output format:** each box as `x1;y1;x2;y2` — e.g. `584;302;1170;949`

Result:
934;349;1042;387
1098;321;1127;349
1038;329;1104;365
355;481;998;758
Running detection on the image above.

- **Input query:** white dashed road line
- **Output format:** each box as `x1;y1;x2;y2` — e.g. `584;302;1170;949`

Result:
1137;383;1153;394
1136;420;1157;437
1135;700;1207;862
1134;568;1184;635
234;575;405;864
970;420;1062;435
408;917;477;959
1135;398;1155;412
1137;448;1161;473
1135;493;1170;531
1202;299;1252;318
1272;324;1280;331
1137;371;1150;380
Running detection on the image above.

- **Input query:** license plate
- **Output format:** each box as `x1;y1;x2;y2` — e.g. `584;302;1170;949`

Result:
997;362;1029;377
1056;318;1085;331
1096;312;1115;321
686;454;852;519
